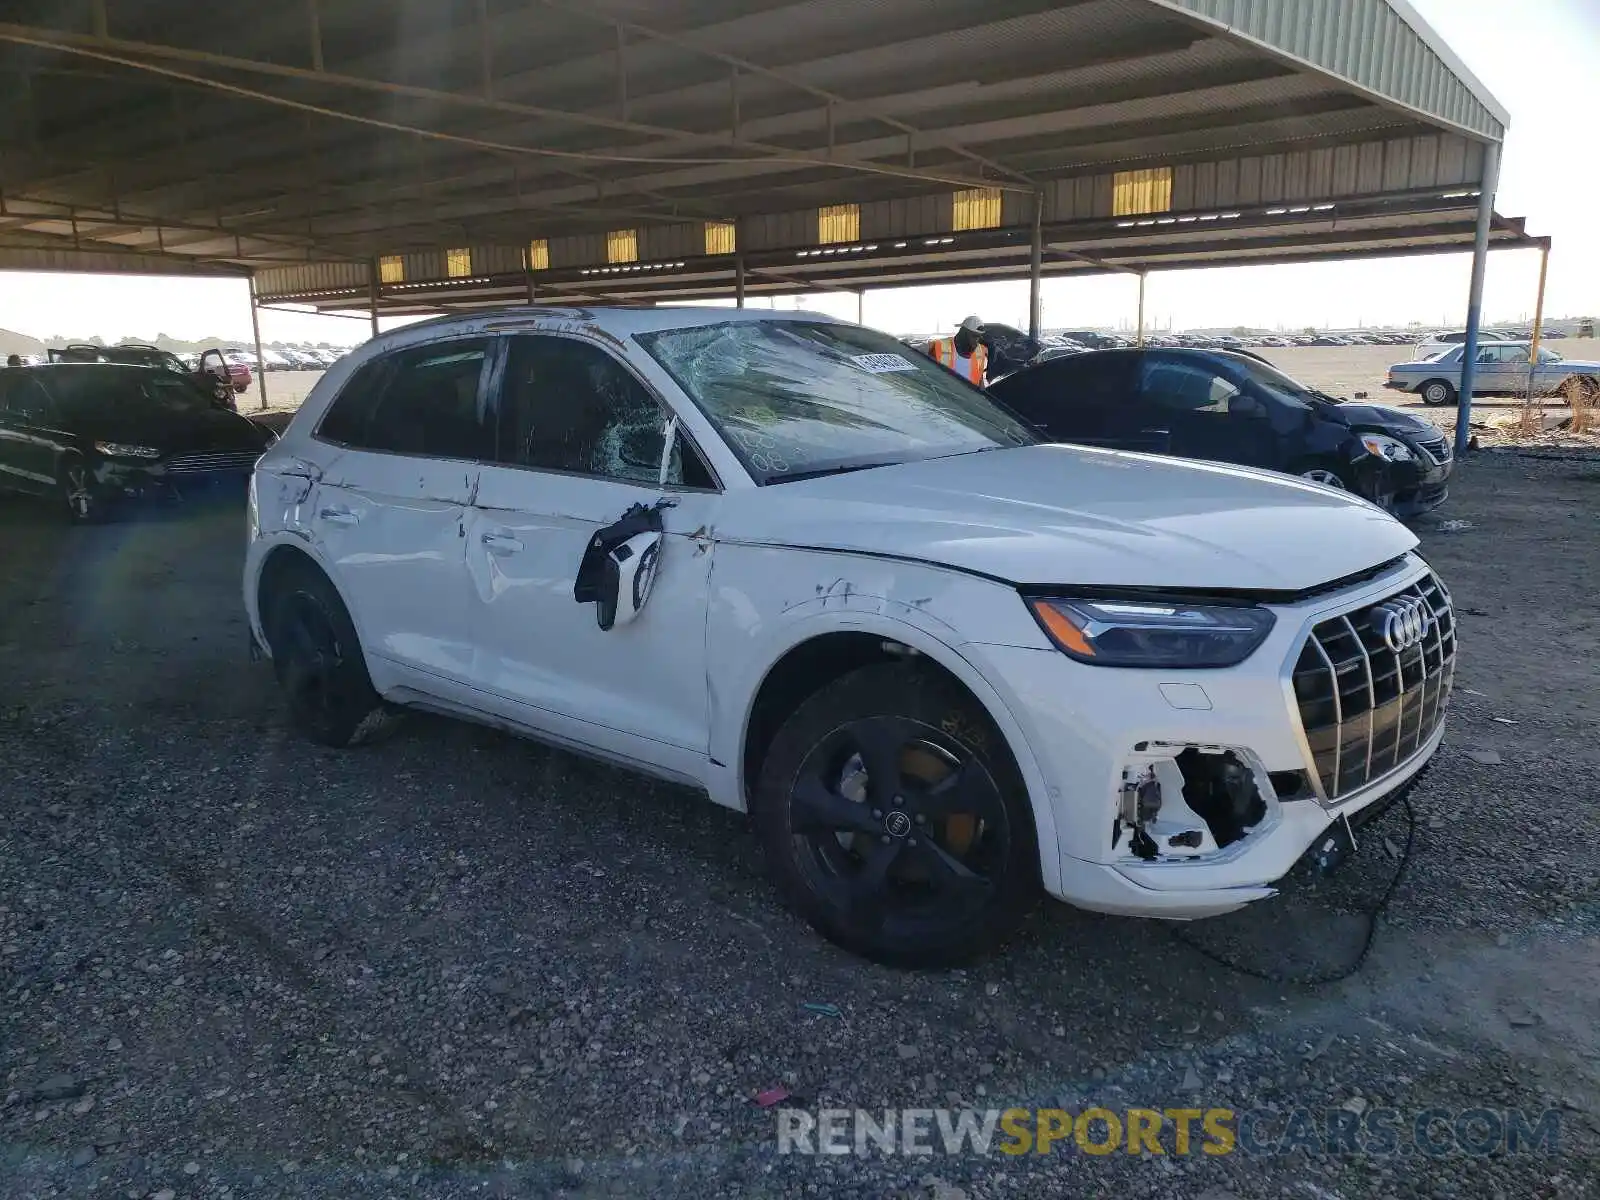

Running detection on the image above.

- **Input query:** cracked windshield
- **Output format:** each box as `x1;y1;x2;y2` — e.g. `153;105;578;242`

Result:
638;320;1034;483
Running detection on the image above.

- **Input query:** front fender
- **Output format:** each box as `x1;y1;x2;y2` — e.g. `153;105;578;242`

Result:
706;544;1062;894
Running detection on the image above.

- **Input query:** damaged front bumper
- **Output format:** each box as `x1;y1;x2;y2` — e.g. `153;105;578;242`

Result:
973;556;1451;920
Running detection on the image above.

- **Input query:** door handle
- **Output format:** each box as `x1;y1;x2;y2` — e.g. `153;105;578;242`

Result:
318;506;358;526
480;531;524;554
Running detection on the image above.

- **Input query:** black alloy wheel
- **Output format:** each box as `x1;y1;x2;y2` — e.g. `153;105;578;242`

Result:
268;567;388;748
756;664;1038;966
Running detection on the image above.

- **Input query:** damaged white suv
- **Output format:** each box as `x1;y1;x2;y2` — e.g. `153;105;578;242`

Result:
244;308;1454;966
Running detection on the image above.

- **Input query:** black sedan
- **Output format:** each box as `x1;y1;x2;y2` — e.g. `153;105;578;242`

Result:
988;348;1454;518
0;364;274;522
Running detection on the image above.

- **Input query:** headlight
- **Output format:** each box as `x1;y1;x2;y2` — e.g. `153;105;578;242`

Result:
1359;433;1415;462
1025;597;1276;668
94;442;162;459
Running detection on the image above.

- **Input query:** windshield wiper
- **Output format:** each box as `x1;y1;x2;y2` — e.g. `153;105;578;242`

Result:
769;460;905;484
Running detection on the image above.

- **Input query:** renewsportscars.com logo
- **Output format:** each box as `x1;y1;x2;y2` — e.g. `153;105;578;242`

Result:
776;1106;1564;1159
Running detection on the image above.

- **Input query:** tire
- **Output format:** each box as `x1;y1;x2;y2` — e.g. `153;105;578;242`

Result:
1418;379;1456;407
753;662;1039;967
57;457;101;524
265;562;390;748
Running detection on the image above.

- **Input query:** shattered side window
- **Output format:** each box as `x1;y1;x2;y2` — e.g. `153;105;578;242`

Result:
637;320;1034;484
497;335;680;485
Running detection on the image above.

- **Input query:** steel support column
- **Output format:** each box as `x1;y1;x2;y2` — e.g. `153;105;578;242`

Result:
1028;191;1044;342
248;277;268;411
368;257;380;339
1525;237;1551;401
856;289;865;325
1455;143;1500;458
735;252;746;308
1136;272;1147;346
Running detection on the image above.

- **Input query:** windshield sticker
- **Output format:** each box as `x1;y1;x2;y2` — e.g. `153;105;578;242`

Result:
850;352;918;374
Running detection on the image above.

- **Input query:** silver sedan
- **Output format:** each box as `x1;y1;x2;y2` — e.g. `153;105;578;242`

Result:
1386;340;1600;406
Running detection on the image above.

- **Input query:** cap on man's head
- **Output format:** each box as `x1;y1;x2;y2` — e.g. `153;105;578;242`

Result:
959;315;985;334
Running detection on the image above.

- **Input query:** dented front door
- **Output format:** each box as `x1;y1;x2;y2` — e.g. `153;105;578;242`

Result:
460;331;717;761
464;469;717;757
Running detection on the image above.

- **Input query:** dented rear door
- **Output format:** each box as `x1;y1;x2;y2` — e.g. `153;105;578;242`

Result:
308;337;493;688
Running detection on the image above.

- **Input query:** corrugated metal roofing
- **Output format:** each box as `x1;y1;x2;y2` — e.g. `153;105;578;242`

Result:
0;0;1510;288
1151;0;1506;139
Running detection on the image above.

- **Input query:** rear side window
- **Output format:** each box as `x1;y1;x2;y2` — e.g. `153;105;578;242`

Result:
1140;358;1241;413
318;339;491;461
989;353;1135;427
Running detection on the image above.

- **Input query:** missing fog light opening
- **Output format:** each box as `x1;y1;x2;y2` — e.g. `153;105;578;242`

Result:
1176;748;1267;849
1115;745;1276;864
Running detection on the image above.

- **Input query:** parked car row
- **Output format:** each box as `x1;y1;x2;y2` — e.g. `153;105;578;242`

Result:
239;307;1456;967
177;346;345;373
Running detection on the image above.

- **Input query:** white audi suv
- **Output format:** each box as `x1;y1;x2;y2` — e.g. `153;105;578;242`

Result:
243;308;1453;965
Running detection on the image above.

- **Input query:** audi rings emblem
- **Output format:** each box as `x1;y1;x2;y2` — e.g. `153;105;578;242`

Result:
1373;595;1432;653
883;811;913;838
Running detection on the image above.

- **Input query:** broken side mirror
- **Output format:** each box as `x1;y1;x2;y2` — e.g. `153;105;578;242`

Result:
595;532;663;630
573;498;674;630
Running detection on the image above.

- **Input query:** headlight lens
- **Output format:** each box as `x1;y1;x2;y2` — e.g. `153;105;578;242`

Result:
1025;597;1277;668
94;442;162;459
1359;433;1415;462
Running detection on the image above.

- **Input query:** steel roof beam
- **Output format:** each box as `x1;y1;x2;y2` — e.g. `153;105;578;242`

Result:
201;103;1386;245
0;24;1018;194
533;0;1035;185
7;27;1231;211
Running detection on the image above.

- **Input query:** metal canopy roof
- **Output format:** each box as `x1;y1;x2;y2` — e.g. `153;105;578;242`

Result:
0;0;1520;306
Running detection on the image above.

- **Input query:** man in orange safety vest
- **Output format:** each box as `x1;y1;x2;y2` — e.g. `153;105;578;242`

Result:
925;316;988;385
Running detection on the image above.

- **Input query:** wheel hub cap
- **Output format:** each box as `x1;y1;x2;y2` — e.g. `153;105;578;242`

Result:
883;810;912;838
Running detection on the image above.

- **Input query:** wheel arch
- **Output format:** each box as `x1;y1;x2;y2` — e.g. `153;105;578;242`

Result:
733;615;1063;895
252;538;366;662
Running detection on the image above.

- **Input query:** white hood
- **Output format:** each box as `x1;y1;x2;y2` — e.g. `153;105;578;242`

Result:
717;444;1417;593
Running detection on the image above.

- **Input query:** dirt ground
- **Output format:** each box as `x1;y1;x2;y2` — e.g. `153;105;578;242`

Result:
1;445;1597;1199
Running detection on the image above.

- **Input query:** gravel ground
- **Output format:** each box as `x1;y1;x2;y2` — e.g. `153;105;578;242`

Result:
2;451;1597;1199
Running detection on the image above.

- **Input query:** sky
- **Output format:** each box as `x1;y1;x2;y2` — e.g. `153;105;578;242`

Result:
0;0;1594;347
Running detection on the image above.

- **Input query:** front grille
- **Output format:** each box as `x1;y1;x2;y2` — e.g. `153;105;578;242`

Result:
1291;573;1456;801
164;450;261;474
1413;432;1452;464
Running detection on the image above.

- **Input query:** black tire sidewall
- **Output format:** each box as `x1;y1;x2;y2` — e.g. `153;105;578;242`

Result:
753;661;1039;967
267;565;384;748
1420;381;1455;407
